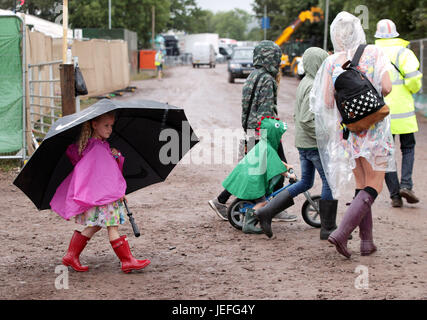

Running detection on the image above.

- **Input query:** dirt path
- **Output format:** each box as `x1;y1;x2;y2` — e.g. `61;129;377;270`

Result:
1;64;426;300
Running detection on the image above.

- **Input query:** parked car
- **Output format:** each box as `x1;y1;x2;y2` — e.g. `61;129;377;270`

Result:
227;47;255;83
192;42;216;68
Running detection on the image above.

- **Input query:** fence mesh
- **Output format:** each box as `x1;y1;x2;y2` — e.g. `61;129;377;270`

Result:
409;38;426;115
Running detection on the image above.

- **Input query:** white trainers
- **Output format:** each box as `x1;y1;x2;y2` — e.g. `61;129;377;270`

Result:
208;198;228;221
272;210;297;222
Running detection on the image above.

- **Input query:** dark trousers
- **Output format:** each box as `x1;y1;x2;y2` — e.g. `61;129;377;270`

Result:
218;141;287;204
385;133;416;199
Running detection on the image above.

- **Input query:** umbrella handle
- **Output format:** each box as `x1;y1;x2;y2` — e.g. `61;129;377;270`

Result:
123;199;140;238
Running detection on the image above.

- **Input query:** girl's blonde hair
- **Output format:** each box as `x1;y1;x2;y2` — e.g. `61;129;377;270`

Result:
77;111;116;155
77;121;93;155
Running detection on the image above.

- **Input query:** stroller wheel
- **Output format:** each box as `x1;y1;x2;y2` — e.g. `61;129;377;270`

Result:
301;194;321;228
227;198;256;230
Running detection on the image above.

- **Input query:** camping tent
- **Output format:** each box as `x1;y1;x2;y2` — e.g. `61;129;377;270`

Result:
0;9;73;39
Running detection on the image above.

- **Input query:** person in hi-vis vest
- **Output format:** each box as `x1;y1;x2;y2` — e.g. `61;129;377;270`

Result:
155;50;164;79
375;19;423;207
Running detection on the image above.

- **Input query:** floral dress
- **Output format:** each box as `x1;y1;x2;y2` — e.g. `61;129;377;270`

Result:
75;199;126;227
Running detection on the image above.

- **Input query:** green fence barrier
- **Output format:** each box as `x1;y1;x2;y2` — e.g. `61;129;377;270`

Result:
0;15;24;154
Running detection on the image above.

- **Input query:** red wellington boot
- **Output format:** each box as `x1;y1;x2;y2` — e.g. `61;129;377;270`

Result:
62;230;90;272
110;235;151;273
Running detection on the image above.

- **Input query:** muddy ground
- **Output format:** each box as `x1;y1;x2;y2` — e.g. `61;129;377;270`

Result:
1;64;426;300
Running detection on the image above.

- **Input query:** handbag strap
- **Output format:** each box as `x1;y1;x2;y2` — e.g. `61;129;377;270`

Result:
351;44;368;67
243;73;263;132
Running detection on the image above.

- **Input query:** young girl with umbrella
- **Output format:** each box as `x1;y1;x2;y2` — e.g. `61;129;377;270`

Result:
50;111;151;273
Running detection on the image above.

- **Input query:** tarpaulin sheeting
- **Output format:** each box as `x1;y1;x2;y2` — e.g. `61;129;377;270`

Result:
0;16;23;153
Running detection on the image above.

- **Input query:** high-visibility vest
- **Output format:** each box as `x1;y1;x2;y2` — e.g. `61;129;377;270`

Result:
376;38;423;134
155;52;163;66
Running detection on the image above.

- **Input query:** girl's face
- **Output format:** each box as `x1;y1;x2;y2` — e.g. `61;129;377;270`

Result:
92;115;115;140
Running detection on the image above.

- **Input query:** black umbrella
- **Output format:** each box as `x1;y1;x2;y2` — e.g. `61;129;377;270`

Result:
14;99;199;224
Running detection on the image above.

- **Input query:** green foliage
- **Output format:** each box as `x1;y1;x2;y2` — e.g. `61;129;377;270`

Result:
0;0;59;20
252;0;426;50
68;0;171;48
211;9;252;40
3;0;422;48
168;0;213;33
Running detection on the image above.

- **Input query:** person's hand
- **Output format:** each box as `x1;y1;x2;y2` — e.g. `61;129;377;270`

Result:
285;170;297;183
111;148;120;156
288;173;297;181
282;161;294;171
120;196;128;203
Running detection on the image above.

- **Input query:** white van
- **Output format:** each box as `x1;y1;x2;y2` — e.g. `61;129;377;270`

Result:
192;42;216;68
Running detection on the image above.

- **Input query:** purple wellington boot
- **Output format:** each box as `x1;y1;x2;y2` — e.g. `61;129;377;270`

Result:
328;190;374;258
359;207;377;256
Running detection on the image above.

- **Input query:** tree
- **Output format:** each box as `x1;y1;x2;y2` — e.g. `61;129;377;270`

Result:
68;0;171;49
211;9;251;40
167;0;208;33
191;9;215;33
0;0;59;21
252;0;426;50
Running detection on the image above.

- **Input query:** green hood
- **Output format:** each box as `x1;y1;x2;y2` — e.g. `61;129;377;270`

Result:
258;117;287;151
222;117;287;200
302;47;329;79
253;40;282;77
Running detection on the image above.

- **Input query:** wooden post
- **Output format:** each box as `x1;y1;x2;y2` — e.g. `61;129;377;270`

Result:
59;64;75;116
62;0;68;63
60;0;75;116
152;6;155;49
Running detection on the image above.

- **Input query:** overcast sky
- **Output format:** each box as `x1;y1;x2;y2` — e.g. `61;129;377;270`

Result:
196;0;255;14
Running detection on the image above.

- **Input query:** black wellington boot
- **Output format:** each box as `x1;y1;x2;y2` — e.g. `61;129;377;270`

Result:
255;190;295;238
319;200;352;240
319;200;338;240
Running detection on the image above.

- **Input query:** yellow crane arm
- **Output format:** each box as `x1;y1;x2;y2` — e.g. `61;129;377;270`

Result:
274;7;324;69
274;7;324;47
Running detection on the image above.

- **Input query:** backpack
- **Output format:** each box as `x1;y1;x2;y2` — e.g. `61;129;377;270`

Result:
334;44;389;138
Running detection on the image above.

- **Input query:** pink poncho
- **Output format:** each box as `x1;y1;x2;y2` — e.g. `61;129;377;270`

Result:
50;138;127;220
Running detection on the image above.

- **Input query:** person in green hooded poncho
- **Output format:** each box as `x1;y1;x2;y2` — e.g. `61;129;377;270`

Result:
246;47;342;240
209;40;296;223
222;117;296;234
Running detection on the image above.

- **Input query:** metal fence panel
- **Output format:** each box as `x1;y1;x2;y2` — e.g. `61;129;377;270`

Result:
409;39;426;115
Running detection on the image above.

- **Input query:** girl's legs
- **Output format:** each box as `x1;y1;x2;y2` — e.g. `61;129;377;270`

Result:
328;158;382;258
359;157;385;193
107;226;121;242
358;158;384;256
81;226;102;239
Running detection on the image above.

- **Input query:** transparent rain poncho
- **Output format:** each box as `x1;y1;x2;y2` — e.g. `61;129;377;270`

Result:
309;12;395;198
